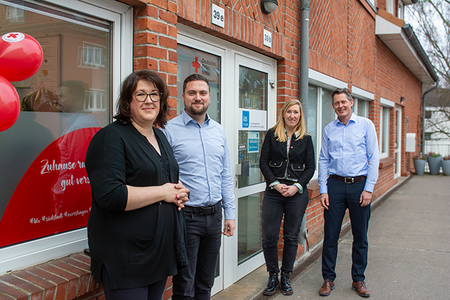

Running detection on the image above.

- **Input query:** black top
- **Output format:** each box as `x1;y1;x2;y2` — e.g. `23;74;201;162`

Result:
260;128;315;189
85;121;187;289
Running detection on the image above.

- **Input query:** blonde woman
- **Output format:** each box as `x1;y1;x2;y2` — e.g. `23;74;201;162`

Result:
259;99;315;296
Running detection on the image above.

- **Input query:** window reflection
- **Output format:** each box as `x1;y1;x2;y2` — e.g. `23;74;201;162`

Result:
237;66;268;188
177;44;221;122
0;1;111;247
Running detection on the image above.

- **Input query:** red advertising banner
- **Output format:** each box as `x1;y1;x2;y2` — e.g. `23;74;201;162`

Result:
0;127;100;247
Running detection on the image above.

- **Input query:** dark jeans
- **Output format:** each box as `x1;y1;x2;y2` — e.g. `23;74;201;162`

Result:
172;205;222;300
262;187;309;273
101;267;166;300
322;177;371;282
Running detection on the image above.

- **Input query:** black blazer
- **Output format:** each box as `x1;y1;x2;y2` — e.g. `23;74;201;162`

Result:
85;121;186;289
259;128;315;189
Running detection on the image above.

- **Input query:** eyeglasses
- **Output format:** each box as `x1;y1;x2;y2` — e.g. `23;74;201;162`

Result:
134;92;162;102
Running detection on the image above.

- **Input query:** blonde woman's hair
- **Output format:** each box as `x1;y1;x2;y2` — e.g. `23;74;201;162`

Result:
271;99;307;142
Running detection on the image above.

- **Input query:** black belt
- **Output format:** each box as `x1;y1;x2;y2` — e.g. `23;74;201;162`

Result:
329;174;367;184
183;201;222;215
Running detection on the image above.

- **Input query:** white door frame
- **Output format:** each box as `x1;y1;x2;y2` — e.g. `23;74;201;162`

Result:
395;106;402;178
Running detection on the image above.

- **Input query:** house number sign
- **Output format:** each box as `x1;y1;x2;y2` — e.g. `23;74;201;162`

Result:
263;29;272;48
212;4;224;28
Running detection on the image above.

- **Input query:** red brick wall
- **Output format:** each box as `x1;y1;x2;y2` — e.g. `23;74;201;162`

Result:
129;1;179;117
309;0;348;82
353;1;376;91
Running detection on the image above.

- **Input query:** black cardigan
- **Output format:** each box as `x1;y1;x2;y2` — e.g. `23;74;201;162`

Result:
85;121;186;289
259;128;315;189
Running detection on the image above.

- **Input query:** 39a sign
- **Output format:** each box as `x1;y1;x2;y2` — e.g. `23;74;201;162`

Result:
263;29;272;48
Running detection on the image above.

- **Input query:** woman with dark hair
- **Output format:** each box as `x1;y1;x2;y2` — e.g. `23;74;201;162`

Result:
259;99;315;296
85;70;190;300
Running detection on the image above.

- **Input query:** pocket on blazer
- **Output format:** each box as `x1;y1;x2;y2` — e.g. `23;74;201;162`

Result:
290;163;305;172
269;161;284;168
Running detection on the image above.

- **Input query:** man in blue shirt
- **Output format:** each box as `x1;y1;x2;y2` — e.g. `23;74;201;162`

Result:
164;74;235;300
318;88;379;298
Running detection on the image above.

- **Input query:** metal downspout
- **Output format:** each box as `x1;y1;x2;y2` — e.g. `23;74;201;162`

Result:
298;0;310;253
421;79;439;154
300;0;310;110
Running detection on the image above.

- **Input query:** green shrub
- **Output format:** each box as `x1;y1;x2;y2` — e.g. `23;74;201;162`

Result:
413;155;427;160
428;152;441;158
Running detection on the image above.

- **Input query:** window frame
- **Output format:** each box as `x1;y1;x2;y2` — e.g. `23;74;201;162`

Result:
398;0;404;19
365;0;376;10
387;0;394;14
0;0;133;275
307;69;347;178
352;86;374;119
380;98;395;159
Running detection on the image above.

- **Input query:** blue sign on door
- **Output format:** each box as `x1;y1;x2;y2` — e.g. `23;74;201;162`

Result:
248;132;259;153
242;110;249;128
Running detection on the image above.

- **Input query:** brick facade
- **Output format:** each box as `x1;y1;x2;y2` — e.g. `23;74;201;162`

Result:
0;0;427;299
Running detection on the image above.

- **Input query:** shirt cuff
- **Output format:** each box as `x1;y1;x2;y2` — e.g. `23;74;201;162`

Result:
269;180;280;189
224;208;235;220
319;186;328;194
293;183;303;194
364;182;375;193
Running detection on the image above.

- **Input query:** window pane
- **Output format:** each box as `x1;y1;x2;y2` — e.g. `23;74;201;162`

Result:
238;192;264;265
321;88;334;133
398;1;404;19
238;66;268;110
0;2;111;247
177;44;221;123
382;107;390;153
387;0;394;13
307;85;318;159
357;99;368;118
237;66;268;188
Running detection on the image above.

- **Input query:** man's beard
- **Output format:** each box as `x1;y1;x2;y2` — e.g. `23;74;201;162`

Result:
188;102;208;115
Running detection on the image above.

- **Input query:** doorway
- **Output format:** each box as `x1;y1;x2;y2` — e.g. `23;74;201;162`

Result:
177;25;277;293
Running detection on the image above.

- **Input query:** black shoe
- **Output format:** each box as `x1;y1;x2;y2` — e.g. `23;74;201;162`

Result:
280;272;293;296
263;272;279;296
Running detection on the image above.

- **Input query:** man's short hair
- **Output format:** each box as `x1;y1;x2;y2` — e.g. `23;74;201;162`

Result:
331;88;353;103
183;74;210;94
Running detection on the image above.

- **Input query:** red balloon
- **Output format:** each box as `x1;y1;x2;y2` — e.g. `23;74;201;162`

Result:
0;32;43;82
0;75;20;132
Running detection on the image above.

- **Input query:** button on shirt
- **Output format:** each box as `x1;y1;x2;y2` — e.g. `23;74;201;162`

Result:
318;113;379;194
164;110;235;220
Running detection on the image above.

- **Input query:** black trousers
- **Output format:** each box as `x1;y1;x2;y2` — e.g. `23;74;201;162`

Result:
172;205;222;300
261;187;309;273
322;177;371;282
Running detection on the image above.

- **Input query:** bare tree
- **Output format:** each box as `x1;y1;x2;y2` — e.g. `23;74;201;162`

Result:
407;0;450;87
406;1;450;140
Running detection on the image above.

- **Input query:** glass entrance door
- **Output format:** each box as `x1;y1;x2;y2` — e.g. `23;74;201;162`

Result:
235;55;275;279
177;26;277;292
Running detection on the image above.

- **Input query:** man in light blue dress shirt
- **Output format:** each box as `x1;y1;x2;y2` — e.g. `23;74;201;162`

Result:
164;74;235;300
318;88;379;298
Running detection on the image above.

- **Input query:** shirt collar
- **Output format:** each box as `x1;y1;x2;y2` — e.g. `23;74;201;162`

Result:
284;128;299;139
336;112;356;126
182;109;211;126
